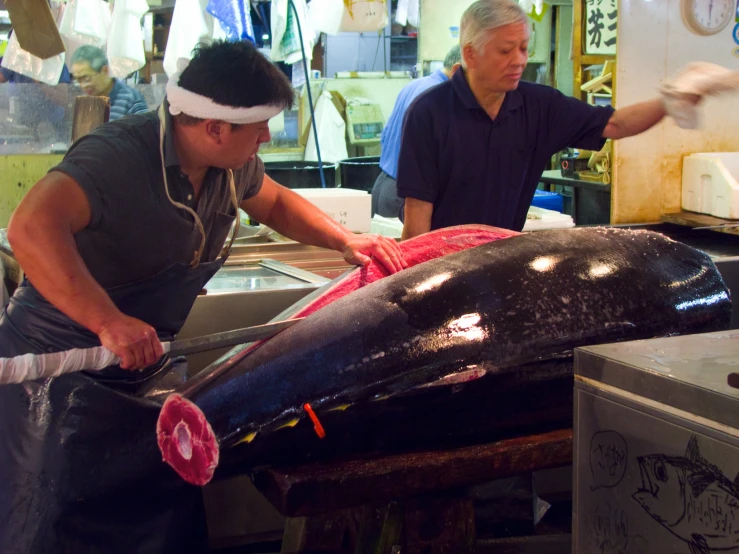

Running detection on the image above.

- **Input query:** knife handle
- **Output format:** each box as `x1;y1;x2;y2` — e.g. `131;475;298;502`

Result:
0;342;173;385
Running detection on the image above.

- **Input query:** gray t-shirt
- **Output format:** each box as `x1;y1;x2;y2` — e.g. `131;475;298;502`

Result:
51;108;264;289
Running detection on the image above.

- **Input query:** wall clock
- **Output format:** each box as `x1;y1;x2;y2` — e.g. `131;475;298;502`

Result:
681;0;733;35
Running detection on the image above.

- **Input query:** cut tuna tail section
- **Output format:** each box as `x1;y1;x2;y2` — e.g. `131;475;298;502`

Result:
157;394;218;486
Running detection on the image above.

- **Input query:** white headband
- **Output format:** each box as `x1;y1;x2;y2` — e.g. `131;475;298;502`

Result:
166;58;285;124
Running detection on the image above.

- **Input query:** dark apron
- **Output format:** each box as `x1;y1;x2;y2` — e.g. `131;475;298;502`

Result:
0;98;241;551
0;257;225;554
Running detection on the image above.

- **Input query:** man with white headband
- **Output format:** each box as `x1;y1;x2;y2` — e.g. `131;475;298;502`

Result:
0;40;406;552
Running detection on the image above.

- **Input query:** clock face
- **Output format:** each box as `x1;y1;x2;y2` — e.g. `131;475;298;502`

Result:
682;0;733;35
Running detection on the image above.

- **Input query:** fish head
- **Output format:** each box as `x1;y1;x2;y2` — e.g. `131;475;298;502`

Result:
632;454;687;527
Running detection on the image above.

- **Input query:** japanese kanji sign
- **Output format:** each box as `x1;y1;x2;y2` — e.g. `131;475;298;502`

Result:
585;0;617;55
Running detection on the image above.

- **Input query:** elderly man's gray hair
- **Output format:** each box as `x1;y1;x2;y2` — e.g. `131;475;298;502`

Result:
71;45;109;72
460;0;529;64
443;45;462;70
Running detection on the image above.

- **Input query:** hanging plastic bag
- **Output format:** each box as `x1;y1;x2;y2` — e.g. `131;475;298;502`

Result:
271;0;314;65
107;0;149;77
304;90;348;163
207;0;256;42
59;0;111;46
406;0;419;27
394;0;418;26
1;31;65;85
74;0;113;41
308;0;344;35
164;0;214;77
339;0;387;33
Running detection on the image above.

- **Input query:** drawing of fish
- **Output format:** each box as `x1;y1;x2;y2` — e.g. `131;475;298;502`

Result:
633;436;739;554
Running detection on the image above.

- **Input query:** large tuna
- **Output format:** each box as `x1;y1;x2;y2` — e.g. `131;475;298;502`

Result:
157;227;731;485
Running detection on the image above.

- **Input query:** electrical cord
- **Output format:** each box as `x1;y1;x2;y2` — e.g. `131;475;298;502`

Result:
288;0;326;188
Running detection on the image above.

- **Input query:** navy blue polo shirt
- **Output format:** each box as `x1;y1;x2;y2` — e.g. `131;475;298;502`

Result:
396;69;614;231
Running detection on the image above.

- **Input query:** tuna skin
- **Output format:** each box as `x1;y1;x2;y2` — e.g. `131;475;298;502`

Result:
158;227;731;485
158;225;517;484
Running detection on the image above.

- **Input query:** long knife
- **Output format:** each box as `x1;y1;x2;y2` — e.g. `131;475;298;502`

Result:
0;317;303;386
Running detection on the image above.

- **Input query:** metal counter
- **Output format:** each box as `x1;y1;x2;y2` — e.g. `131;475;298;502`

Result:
178;258;332;374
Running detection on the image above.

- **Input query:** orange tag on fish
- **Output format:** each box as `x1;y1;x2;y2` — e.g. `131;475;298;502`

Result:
303;403;326;439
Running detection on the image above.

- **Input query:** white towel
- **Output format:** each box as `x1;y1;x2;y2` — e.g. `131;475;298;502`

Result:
661;62;739;129
107;0;149;78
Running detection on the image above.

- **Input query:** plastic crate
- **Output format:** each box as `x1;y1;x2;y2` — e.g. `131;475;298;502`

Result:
531;190;564;213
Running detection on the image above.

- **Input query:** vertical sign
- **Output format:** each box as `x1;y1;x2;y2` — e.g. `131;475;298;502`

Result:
585;0;617;55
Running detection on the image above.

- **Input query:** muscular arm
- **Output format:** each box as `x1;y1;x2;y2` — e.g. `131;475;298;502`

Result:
242;175;406;273
7;171;161;368
602;98;666;140
401;198;433;240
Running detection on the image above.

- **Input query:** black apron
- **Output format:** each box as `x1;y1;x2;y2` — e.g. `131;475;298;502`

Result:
0;105;240;553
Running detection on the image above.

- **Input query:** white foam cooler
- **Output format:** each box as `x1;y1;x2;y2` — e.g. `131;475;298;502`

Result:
682;152;739;219
293;188;371;233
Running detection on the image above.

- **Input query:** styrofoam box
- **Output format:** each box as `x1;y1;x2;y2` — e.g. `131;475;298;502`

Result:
523;206;575;231
293;188;371;233
682;152;739;219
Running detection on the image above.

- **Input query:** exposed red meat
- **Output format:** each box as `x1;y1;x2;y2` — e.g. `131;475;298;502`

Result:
158;225;517;484
293;225;518;318
157;394;218;486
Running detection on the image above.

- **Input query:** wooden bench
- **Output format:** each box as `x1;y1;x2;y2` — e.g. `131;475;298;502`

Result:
251;428;573;554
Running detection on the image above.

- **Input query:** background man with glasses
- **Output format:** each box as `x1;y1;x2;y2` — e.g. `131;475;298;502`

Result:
71;45;149;120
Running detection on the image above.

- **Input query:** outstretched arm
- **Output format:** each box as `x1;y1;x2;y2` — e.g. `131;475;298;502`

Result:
602;98;667;140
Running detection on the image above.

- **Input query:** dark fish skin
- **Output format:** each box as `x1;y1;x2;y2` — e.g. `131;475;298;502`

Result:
162;228;731;478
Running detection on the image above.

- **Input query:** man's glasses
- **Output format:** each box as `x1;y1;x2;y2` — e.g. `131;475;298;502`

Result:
72;74;97;85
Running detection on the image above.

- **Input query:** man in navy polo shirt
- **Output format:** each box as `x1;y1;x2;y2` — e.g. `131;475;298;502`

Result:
397;0;679;238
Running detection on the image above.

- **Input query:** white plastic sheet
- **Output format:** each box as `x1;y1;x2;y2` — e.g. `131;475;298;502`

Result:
207;0;255;41
164;0;215;77
1;31;65;85
394;0;418;27
59;0;111;48
304;90;348;163
271;0;313;65
308;0;343;35
107;0;149;77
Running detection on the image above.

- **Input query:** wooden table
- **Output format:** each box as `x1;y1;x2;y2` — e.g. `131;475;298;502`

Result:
252;429;573;554
661;211;739;236
538;170;611;225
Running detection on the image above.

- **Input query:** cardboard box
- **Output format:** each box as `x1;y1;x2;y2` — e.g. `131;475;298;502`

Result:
293;188;371;232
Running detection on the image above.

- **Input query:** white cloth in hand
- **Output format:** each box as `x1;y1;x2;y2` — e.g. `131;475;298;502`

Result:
660;62;739;129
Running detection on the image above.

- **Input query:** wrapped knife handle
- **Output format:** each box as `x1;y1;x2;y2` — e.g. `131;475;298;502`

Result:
0;342;172;385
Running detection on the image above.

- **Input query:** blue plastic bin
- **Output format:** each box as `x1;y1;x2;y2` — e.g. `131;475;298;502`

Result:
531;190;564;213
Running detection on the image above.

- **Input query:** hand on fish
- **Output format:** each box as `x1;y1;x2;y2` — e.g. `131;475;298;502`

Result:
340;233;408;274
97;313;164;370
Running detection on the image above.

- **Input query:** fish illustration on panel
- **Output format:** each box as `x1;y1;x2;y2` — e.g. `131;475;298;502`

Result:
633;436;739;554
